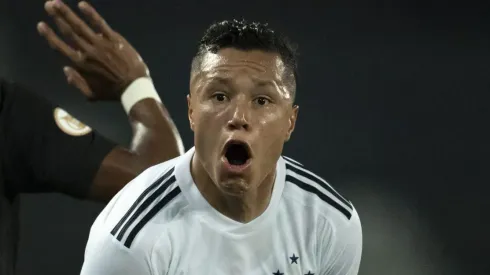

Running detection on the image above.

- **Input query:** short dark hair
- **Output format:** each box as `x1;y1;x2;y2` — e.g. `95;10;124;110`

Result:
192;19;299;100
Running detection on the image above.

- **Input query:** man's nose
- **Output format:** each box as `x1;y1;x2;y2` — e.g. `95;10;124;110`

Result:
226;99;251;131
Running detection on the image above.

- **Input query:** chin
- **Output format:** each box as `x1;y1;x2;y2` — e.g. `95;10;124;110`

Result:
218;177;251;197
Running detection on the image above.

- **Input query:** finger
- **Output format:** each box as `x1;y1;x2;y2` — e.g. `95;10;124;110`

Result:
44;1;92;54
52;15;93;54
37;22;80;62
64;67;95;99
44;0;56;16
49;0;98;43
78;1;115;39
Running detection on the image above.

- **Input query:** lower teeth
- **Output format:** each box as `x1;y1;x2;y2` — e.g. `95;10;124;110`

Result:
230;159;245;165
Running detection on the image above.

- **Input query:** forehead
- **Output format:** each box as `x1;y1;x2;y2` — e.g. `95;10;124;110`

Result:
197;48;287;81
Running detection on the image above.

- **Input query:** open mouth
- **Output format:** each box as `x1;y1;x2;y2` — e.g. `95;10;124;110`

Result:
224;141;252;166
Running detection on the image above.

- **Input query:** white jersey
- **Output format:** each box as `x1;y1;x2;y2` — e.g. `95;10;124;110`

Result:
81;147;362;275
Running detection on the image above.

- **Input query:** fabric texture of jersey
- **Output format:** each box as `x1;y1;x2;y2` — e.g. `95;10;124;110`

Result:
0;79;117;275
82;147;362;275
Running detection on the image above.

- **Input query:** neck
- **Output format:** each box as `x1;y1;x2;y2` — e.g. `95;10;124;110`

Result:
191;154;276;223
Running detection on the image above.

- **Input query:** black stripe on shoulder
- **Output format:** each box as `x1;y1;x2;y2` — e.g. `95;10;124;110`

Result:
111;167;174;236
286;175;352;220
116;175;177;243
282;156;304;166
285;161;352;210
124;186;182;248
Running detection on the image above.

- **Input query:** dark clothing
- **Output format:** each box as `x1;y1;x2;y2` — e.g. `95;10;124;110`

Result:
0;79;116;275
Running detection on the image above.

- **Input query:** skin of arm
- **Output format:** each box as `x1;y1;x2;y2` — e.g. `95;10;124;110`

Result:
90;98;184;202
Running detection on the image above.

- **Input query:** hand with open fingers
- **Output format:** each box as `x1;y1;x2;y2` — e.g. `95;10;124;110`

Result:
37;0;149;101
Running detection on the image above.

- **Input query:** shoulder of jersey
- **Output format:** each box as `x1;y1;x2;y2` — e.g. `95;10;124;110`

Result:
105;157;183;249
282;156;355;221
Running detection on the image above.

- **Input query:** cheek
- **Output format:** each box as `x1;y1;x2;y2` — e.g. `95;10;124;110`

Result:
255;116;290;162
257;111;290;138
195;104;235;138
193;110;219;167
256;118;288;169
193;104;227;148
194;104;220;129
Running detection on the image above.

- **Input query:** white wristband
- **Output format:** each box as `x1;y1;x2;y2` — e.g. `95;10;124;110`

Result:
121;77;162;114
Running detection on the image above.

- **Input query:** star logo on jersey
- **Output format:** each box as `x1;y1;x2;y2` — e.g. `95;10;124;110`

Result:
304;271;314;275
290;253;299;264
53;107;92;136
272;270;284;275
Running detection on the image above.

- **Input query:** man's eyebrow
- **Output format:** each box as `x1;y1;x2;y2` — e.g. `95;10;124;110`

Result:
207;76;232;84
251;78;275;87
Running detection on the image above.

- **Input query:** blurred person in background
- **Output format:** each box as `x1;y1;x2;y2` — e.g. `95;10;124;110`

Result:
0;1;184;274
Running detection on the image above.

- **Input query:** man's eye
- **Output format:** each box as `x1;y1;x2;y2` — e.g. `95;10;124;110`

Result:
254;97;271;106
211;90;228;102
212;93;228;102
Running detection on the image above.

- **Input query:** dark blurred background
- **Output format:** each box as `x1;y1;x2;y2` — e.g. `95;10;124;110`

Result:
0;0;489;274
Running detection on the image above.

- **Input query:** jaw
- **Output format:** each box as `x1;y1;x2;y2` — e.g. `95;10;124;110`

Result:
214;170;277;223
219;177;251;197
193;149;277;223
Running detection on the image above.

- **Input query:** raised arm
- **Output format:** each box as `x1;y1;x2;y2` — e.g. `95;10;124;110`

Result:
90;82;184;201
33;0;184;201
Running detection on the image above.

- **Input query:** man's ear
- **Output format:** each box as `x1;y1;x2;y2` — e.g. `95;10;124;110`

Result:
285;105;299;141
187;94;195;131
